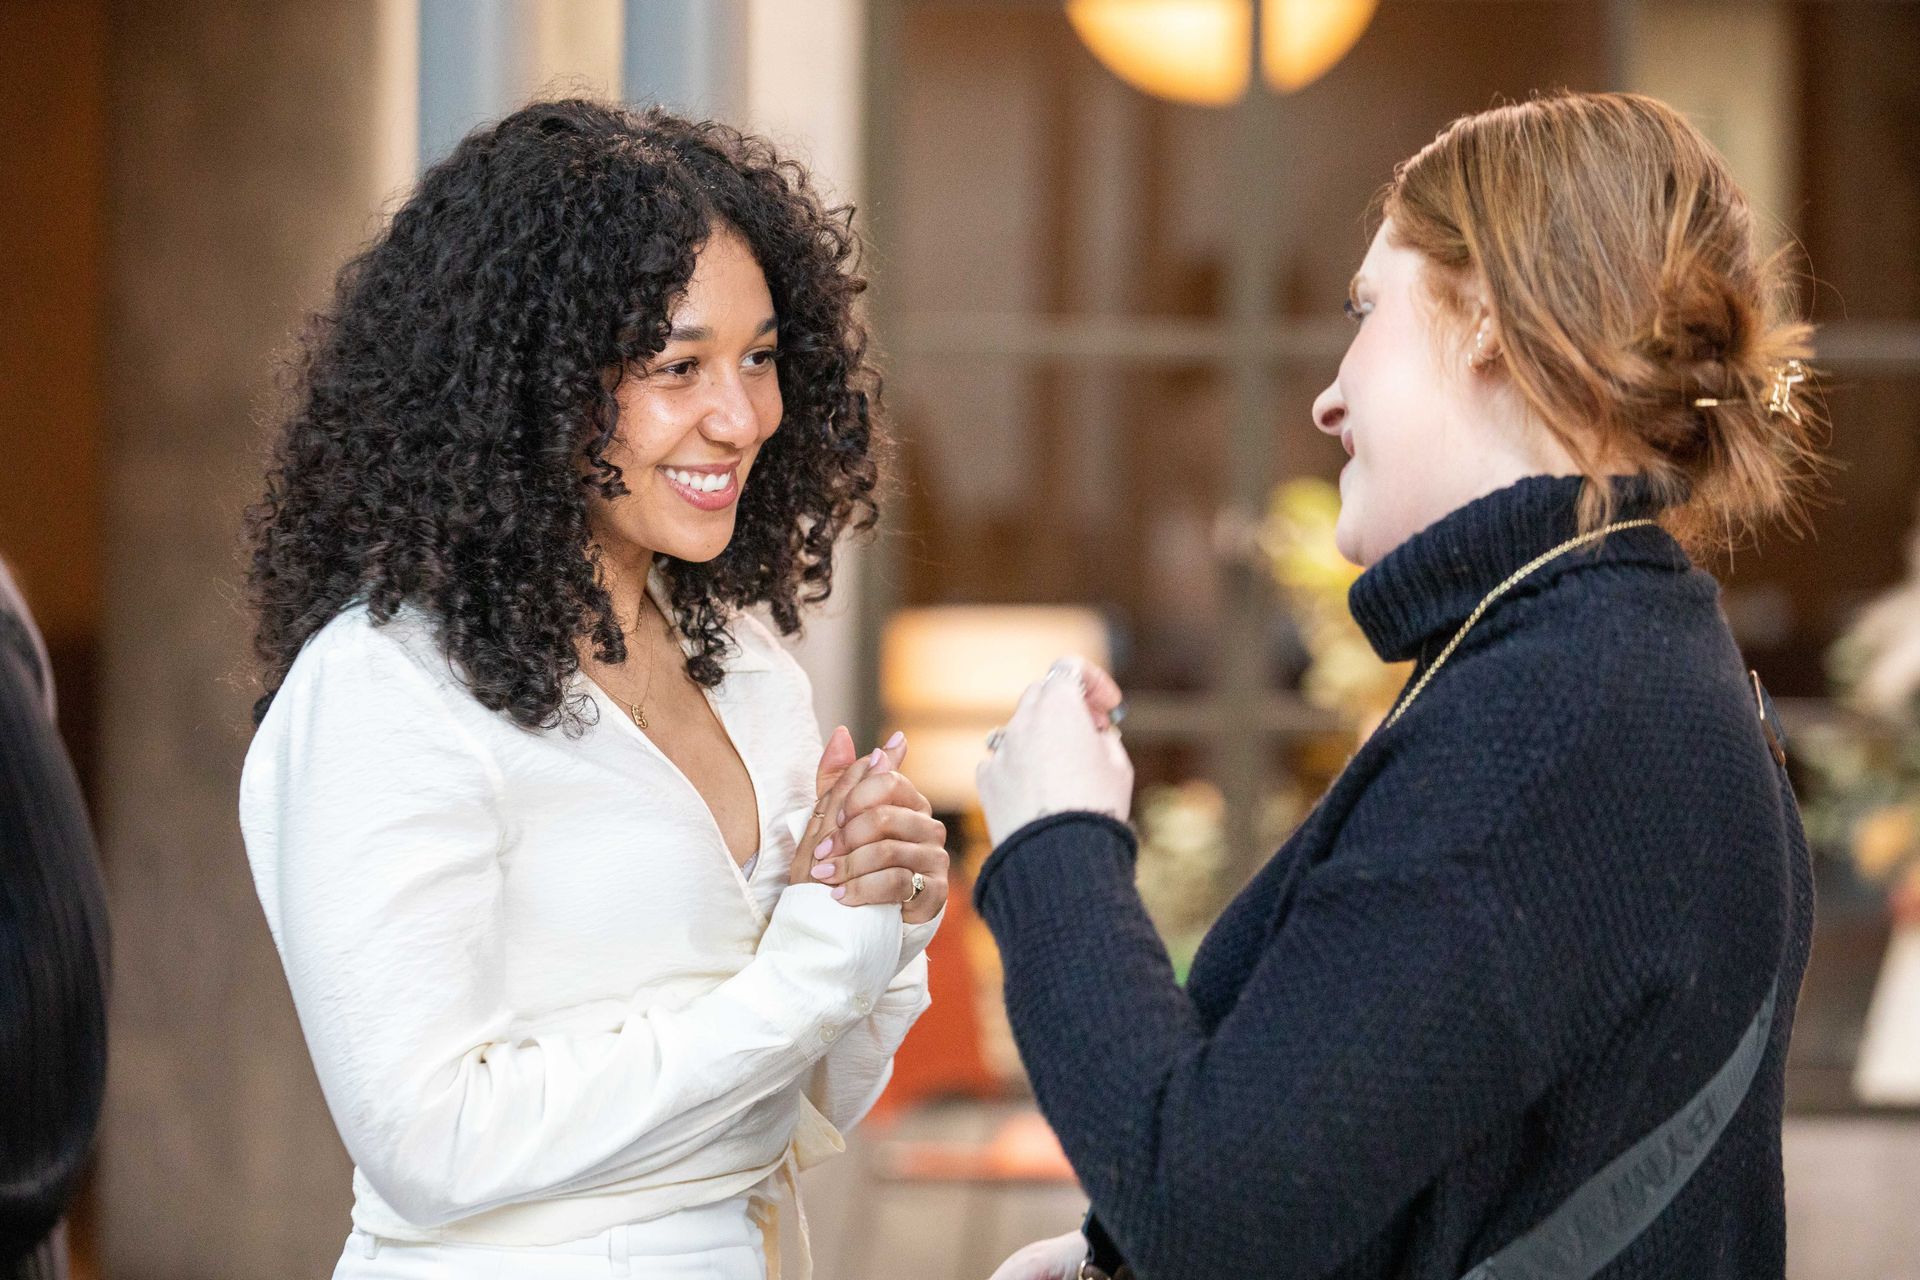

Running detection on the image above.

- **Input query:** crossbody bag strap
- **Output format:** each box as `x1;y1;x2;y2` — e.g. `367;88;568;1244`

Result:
1458;670;1794;1280
1457;980;1777;1280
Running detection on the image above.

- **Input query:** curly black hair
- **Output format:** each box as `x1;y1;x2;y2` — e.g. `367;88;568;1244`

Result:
245;100;881;733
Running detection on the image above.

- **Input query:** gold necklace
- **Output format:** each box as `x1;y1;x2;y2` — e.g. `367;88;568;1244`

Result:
607;608;660;731
1380;518;1658;732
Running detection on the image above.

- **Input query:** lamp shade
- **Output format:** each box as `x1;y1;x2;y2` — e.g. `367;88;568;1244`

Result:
881;605;1111;811
1065;0;1377;107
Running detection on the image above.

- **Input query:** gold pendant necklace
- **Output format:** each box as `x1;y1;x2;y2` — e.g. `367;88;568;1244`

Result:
609;607;659;731
1380;518;1658;732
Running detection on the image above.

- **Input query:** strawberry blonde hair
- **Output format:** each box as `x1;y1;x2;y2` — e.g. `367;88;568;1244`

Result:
1383;91;1822;550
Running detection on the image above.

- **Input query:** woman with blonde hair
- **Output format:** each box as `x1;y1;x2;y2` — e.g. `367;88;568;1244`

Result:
980;92;1819;1280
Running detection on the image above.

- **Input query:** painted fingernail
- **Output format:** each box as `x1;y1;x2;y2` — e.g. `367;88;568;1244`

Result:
832;886;847;900
816;836;833;859
812;862;834;880
885;730;905;750
867;748;886;768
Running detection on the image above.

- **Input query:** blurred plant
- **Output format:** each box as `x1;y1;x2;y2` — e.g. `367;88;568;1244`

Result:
1259;477;1411;731
1134;780;1304;979
1802;510;1920;917
1133;480;1417;979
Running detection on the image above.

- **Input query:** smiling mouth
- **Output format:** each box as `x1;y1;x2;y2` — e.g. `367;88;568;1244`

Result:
659;465;741;510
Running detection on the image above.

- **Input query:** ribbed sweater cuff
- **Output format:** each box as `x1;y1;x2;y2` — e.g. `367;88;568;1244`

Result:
972;811;1138;917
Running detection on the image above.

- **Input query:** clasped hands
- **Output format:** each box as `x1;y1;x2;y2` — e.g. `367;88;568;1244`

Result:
790;725;950;925
789;656;1133;924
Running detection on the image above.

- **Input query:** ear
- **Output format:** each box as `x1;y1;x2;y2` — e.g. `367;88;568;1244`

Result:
1466;309;1503;372
1456;271;1502;372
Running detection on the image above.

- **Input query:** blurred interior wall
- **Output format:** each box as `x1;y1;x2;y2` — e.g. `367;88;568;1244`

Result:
94;4;417;1276
624;0;748;124
1796;2;1920;632
0;0;106;780
419;0;621;168
1626;0;1795;240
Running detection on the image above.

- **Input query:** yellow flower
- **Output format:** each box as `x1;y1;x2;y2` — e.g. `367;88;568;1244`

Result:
1262;478;1361;598
1853;804;1920;882
1262;476;1410;726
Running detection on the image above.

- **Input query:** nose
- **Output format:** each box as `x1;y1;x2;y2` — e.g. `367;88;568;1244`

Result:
700;372;760;447
1312;381;1346;435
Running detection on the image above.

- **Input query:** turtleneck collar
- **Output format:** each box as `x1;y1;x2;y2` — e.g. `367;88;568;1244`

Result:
1347;473;1690;664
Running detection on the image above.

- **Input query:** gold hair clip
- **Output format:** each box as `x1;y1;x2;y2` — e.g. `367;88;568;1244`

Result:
1766;359;1809;425
1691;360;1810;422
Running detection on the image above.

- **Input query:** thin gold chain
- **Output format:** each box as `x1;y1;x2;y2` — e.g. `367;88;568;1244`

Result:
603;603;661;731
1380;519;1659;732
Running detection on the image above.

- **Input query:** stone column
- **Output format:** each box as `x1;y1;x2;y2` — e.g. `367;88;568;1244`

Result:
96;3;414;1275
740;0;871;743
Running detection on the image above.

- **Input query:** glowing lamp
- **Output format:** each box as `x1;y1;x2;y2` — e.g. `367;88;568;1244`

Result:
1065;0;1378;106
881;606;1111;812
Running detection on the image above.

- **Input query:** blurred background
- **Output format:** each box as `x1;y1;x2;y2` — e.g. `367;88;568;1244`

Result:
4;0;1919;1276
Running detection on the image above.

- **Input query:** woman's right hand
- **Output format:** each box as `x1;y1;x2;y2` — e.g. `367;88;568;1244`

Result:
986;1231;1087;1280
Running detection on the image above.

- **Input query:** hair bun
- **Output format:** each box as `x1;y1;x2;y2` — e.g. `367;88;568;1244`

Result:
1384;91;1822;552
1650;253;1755;405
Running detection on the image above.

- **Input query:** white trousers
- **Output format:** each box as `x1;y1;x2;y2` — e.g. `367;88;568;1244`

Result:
331;1197;766;1280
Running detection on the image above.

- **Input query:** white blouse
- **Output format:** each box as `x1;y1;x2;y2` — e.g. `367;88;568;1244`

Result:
239;574;938;1250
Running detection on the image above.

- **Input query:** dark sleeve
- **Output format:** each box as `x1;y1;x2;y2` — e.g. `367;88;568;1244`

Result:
0;610;49;717
973;812;1561;1280
0;627;110;1271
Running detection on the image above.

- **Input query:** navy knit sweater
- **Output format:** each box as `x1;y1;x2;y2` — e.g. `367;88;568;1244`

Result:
974;474;1814;1280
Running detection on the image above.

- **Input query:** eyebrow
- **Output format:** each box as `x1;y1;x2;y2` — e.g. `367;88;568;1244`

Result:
665;316;779;344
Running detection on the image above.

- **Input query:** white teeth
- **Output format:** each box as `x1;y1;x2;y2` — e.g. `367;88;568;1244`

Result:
665;468;731;493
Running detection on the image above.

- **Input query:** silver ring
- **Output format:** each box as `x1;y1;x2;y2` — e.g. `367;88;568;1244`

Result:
985;727;1006;751
1108;700;1128;729
905;871;927;905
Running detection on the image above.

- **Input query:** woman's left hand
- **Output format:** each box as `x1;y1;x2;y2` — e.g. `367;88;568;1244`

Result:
976;657;1134;848
804;733;950;925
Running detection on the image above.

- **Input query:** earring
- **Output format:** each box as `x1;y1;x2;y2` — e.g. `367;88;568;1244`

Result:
1468;323;1503;372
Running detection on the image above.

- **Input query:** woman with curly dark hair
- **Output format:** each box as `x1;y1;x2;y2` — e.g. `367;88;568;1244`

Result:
238;100;949;1280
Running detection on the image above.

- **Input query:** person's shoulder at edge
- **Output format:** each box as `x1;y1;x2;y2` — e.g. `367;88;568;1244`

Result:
0;557;55;720
239;599;509;839
255;598;476;740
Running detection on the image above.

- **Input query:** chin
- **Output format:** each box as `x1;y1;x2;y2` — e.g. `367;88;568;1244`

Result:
657;523;738;565
1333;511;1370;568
